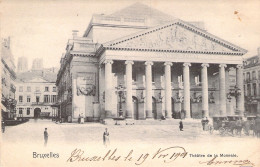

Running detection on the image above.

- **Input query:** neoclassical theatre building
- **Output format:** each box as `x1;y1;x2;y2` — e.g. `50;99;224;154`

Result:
56;3;247;123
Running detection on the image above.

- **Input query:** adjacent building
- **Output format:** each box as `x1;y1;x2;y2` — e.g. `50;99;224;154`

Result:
15;68;58;118
243;48;260;117
1;37;17;120
17;56;28;73
56;3;247;123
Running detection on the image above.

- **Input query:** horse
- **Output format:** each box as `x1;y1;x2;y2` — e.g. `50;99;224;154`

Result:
226;121;243;136
242;120;251;136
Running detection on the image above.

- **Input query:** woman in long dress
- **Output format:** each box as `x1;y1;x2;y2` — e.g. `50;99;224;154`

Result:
103;128;110;146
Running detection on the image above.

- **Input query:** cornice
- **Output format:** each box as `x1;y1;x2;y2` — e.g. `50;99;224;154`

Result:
104;46;243;56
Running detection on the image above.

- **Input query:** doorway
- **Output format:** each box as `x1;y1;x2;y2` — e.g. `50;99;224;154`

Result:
132;96;138;120
152;97;157;119
34;108;41;118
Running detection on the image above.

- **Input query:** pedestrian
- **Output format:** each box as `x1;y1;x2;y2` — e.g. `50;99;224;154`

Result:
179;119;183;131
44;128;48;147
103;128;110;146
201;117;206;131
1;120;5;133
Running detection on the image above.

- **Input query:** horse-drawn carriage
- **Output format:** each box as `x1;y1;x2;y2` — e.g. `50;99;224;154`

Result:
212;115;243;136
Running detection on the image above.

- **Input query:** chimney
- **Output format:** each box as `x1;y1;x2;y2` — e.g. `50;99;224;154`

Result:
258;47;260;56
72;30;79;39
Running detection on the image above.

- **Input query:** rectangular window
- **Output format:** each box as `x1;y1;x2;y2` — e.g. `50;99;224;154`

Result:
19;96;23;102
258;71;260;80
244;85;246;96
247;84;251;96
27;108;30;115
27;96;31;102
36;96;40;103
259;84;260;95
51;95;57;103
45;87;49;92
132;70;137;82
252;71;256;80
44;95;49;103
247;72;251;81
19;108;23;114
53;86;56;92
253;83;257;96
19;86;23;92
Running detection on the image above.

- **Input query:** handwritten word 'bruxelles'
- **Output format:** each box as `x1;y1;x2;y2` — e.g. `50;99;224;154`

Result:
67;146;188;165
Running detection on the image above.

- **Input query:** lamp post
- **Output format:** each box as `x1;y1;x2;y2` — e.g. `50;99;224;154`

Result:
115;84;125;117
227;85;241;115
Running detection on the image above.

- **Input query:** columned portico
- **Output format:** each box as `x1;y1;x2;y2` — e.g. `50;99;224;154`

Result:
104;59;114;118
164;62;172;119
201;63;209;118
236;64;244;116
183;63;191;118
145;61;153;119
125;60;134;119
219;64;227;116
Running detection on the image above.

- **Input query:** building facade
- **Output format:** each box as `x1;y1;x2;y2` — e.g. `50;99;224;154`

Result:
15;70;58;118
1;37;17;120
56;3;247;123
243;48;260;117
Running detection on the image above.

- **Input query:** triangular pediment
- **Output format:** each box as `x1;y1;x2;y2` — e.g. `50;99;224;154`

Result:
27;77;49;83
104;20;246;54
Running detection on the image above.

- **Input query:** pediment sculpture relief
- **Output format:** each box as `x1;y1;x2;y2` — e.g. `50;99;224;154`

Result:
116;25;233;52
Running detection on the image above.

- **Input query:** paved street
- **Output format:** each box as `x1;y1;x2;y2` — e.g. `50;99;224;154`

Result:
2;119;258;145
1;119;260;167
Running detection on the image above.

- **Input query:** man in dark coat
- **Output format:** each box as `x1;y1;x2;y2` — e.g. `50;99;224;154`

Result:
44;128;48;146
179;119;183;131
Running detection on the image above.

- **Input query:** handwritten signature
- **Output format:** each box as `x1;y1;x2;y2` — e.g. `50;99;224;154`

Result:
199;157;255;166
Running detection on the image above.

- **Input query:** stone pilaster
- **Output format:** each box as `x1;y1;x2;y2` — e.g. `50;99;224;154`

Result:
104;60;114;118
236;64;244;116
145;61;153;119
219;64;227;116
183;63;191;118
125;60;134;119
201;63;209;118
164;62;173;119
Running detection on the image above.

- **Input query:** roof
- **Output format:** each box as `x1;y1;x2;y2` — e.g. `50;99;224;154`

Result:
109;2;176;25
16;70;57;83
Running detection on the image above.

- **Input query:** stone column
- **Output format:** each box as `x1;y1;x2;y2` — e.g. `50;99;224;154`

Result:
183;63;191;118
164;62;173;119
236;64;244;116
201;63;209;118
104;60;113;118
125;60;134;119
219;64;227;116
145;61;153;119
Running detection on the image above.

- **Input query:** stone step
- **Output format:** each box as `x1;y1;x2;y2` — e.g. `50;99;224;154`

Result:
102;118;202;126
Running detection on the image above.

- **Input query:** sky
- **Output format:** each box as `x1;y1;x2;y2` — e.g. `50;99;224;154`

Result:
1;0;260;69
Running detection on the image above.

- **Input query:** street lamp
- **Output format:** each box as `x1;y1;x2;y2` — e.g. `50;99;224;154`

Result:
115;84;125;117
227;85;241;113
